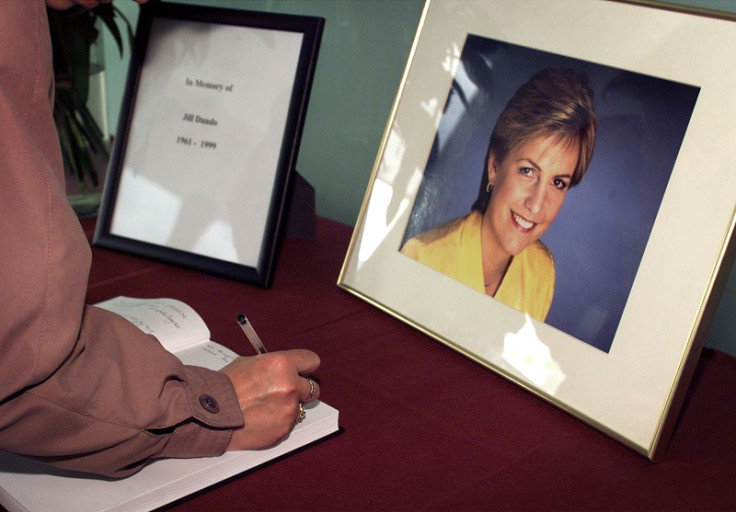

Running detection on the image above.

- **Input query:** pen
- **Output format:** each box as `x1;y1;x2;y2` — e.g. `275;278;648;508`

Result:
237;314;268;354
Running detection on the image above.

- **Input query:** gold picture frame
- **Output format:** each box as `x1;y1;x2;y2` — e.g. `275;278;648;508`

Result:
338;0;736;460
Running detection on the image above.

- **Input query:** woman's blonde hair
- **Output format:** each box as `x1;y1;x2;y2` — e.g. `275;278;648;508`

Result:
473;68;596;212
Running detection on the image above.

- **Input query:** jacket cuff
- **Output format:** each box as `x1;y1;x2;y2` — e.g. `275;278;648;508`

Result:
157;365;244;459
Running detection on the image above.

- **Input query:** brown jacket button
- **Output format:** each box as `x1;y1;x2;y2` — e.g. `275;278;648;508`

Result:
199;394;220;413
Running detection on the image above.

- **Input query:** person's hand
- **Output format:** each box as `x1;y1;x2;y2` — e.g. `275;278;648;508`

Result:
46;0;148;10
221;349;321;451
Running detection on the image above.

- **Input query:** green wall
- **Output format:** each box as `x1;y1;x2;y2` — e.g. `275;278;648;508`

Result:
101;0;736;357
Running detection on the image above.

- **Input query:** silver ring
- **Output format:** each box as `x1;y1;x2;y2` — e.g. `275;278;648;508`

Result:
306;379;316;401
295;402;306;424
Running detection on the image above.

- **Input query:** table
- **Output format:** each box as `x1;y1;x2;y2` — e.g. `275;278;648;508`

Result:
81;216;736;511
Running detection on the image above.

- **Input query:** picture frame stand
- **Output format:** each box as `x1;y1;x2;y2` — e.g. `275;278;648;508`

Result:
285;172;316;240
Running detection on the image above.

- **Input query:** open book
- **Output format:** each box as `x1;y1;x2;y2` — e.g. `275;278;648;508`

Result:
0;297;340;512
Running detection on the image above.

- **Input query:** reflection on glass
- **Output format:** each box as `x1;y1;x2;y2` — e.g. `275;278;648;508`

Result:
110;18;302;268
357;129;419;267
502;313;565;395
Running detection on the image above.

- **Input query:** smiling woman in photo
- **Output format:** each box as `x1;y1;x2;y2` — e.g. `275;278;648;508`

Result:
401;68;597;321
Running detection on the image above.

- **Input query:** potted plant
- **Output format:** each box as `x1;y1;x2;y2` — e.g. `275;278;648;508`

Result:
47;4;133;216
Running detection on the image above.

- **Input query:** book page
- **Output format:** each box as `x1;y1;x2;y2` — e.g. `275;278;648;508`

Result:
96;297;210;353
176;342;238;370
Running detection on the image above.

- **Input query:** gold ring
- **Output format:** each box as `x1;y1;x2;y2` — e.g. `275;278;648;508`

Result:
295;402;306;424
306;379;316;401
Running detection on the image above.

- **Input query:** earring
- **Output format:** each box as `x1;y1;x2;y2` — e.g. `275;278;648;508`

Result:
486;182;493;193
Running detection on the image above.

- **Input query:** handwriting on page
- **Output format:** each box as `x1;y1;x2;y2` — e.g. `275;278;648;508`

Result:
201;342;236;365
98;297;214;354
108;298;190;337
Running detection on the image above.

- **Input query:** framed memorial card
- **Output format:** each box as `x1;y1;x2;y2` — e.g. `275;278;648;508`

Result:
94;2;323;287
338;0;736;460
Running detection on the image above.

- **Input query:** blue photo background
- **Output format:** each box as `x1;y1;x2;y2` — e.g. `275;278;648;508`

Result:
402;35;700;352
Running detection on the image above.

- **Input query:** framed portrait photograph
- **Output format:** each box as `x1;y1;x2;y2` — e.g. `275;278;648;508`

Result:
339;0;736;460
94;2;323;287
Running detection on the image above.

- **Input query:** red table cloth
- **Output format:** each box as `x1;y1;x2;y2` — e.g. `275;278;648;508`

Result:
81;216;736;511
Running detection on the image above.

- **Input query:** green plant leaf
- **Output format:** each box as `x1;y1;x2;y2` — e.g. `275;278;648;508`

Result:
47;4;135;195
95;4;125;58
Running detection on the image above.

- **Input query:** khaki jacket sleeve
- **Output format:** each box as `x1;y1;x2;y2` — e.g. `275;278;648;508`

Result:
0;0;243;478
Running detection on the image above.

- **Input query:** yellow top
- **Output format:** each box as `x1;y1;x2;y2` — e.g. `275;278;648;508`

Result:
401;211;555;321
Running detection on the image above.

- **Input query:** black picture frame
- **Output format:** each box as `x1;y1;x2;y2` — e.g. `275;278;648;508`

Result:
94;1;324;287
